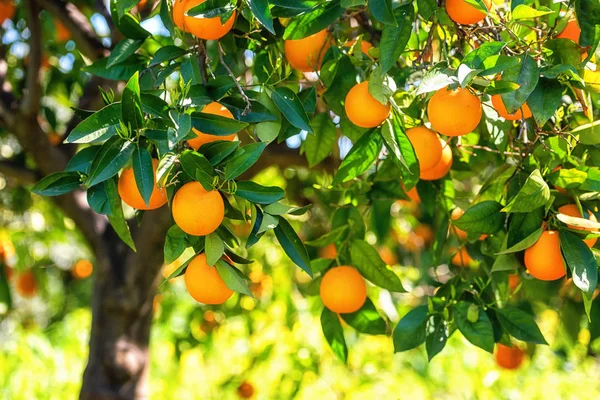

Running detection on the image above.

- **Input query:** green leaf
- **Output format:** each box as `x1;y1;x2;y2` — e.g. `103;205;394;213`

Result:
180;150;215;191
454;302;495;353
453;201;505;234
257;213;279;234
190;112;248;136
393;305;428;352
107;39;143;68
186;0;236;20
235;181;284;204
248;0;275;34
458;42;505;86
496;307;548;344
416;62;456;95
215;259;253;296
305;225;348;247
491;253;522;272
131;146;154;206
283;0;343;40
65;103;121;144
141;93;170;119
379;3;414;73
511;4;553;19
498;226;543;254
575;0;600;48
500;54;539;114
122;72;143;131
205;232;225;267
502;170;550;213
110;0;151;40
340;298;387;335
381;116;415;172
302;113;337;167
350;239;405;292
271;87;312;133
321;307;348;363
164;225;188;265
105;178;136;251
274;216;312;275
160;0;175;34
83;55;143;81
528;79;563;127
224;142;268;180
333;129;382;184
32;172;81;196
87;137;135;187
149;45;188;67
425;315;448;360
416;0;436;19
200;141;240;165
560;230;598;296
65;147;101;175
87;183;111;215
369;0;397;26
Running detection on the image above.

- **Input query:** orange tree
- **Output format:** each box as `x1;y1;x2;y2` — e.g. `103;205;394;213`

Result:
1;0;600;397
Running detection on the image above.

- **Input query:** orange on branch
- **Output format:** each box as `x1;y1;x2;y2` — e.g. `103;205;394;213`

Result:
420;137;453;180
556;19;581;43
172;181;224;236
406;126;443;171
427;86;482;136
495;344;524;370
174;0;236;40
184;253;233;304
118;158;168;210
345;81;391;128
524;230;566;281
508;273;520;293
72;259;93;279
378;247;397;266
319;243;337;259
346;39;374;60
491;94;532;120
452;247;473;267
446;0;492;25
415;224;434;244
451;208;468;240
16;271;37;298
558;204;598;248
320;266;367;313
284;29;332;72
55;20;71;42
188;102;237;150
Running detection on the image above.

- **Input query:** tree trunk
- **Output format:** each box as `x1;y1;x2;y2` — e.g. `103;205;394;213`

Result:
80;208;171;400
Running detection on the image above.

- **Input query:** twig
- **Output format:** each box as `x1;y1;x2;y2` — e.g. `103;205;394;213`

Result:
197;39;208;85
218;42;251;115
21;0;43;117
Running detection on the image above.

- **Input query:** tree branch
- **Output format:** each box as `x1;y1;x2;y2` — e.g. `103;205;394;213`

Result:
21;0;43;117
0;161;38;184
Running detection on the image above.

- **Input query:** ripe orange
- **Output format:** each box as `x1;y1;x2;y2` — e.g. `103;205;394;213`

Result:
491;94;532;121
184;253;233;304
320;266;367;313
378;247;398;266
508;274;520;293
495;344;524;370
173;0;236;40
451;208;468;240
188;102;237;150
427;86;482;136
405;186;421;203
405;126;443;171
345;81;391;128
319;243;337;259
556;19;581;43
72;259;93;279
421;137;453;180
56;20;71;42
524;230;566;281
558;204;598;248
118;158;168;210
16;271;37;298
237;381;255;399
284;29;332;72
452;247;473;267
0;1;14;23
415;224;434;244
172;181;224;236
446;0;492;25
346;39;374;60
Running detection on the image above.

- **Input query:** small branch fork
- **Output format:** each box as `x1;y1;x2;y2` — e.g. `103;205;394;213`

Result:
218;41;251;115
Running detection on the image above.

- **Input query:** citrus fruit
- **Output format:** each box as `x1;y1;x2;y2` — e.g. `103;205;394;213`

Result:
345;81;391;128
508;274;520;293
451;208;469;240
556;19;581;43
16;271;37;298
406;126;444;171
237;381;255;399
184;253;233;304
495;344;524;370
188;102;237;150
0;1;15;23
118;158;168;210
421;137;453;180
173;0;236;40
452;247;473;267
427;86;482;136
319;243;337;259
491;94;533;120
172;181;224;236
524;230;566;281
72;259;93;279
558;204;598;248
346;39;374;60
320;266;367;313
446;0;492;25
284;29;332;72
56;20;71;42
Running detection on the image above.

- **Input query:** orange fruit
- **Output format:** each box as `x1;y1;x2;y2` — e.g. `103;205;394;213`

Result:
0;1;15;23
420;137;453;180
320;266;367;313
118;158;168;210
188;102;237;150
319;243;337;259
346;39;374;60
451;208;468;240
237;381;255;399
524;230;566;281
427;86;482;136
172;181;224;236
16;271;37;298
495;344;524;370
173;0;236;40
508;273;520;293
415;224;434;244
56;20;71;42
48;132;62;146
184;253;233;304
558;204;598;248
452;247;473;267
405;126;444;171
491;94;533;120
405;186;421;203
446;0;492;25
137;0;149;10
284;29;332;72
556;19;581;43
345;81;391;128
72;259;93;279
378;247;397;266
